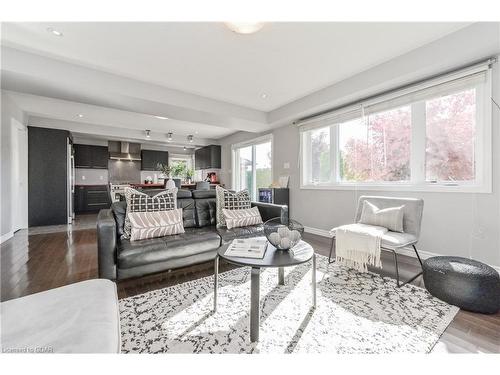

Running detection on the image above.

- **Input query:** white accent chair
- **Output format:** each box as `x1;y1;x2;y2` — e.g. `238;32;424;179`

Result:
329;196;424;287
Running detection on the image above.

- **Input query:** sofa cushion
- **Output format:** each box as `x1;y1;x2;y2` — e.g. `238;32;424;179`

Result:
177;189;193;199
192;189;216;199
178;197;196;228
195;197;217;227
217;224;265;245
118;227;221;269
111;201;127;237
381;231;417;249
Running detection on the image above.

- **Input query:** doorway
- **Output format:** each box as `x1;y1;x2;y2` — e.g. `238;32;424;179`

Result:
11;120;28;232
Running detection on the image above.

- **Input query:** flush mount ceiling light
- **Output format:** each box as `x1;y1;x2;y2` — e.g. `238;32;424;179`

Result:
145;130;151;139
47;27;63;37
187;135;194;143
224;22;264;34
261;93;268;99
167;132;173;142
154;115;169;120
77;113;84;118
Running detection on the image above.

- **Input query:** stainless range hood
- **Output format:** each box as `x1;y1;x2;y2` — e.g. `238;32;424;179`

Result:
108;141;141;161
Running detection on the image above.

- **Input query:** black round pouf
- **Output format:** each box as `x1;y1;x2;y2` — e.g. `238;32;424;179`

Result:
423;256;500;314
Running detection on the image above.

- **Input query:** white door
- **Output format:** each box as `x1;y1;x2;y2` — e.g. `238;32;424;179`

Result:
11;121;28;232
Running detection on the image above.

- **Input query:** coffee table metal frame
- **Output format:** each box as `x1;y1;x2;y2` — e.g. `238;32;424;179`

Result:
213;240;316;342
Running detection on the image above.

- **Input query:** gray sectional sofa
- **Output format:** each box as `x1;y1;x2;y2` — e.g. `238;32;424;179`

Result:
97;189;288;281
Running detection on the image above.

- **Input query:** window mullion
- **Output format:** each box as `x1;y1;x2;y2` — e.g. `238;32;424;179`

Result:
252;145;257;201
411;101;426;184
330;125;338;183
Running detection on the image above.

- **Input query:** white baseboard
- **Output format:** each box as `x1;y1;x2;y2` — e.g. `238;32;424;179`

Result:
304;226;500;272
0;231;13;244
304;226;331;238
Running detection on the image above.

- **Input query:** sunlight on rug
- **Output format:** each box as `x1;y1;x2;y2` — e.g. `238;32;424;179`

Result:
119;255;458;353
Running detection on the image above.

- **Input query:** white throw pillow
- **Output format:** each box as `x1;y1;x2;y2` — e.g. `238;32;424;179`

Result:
122;187;178;239
215;186;251;227
222;207;263;230
359;201;405;232
129;208;184;241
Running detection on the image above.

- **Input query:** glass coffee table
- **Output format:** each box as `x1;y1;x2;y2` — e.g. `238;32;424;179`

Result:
213;238;316;342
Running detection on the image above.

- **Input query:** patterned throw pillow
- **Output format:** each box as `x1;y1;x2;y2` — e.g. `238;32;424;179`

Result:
358;201;405;233
222;207;263;229
122;187;177;239
215;186;251;227
129;209;184;241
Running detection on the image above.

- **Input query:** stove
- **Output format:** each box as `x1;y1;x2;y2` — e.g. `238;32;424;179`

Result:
109;183;131;203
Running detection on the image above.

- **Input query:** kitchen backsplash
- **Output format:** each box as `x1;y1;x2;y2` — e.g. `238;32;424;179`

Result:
108;160;141;183
75;168;109;185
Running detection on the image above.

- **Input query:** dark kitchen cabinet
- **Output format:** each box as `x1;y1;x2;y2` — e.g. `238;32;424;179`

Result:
74;144;108;169
74;144;92;168
195;145;221;170
141;150;169;171
92;146;108;169
28;127;69;226
75;185;111;213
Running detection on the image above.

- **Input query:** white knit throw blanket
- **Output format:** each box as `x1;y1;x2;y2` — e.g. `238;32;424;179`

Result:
330;223;388;273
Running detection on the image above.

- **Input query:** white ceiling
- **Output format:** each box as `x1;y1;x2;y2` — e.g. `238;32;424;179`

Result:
2;22;469;111
5;91;229;142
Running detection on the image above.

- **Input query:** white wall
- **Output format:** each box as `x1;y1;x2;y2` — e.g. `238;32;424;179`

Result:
219;28;500;268
1;92;27;242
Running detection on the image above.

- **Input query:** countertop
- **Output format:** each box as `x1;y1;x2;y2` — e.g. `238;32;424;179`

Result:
75;184;108;187
130;183;164;188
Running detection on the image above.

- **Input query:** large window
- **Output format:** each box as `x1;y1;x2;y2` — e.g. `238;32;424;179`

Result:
300;65;492;192
232;135;273;200
169;154;194;181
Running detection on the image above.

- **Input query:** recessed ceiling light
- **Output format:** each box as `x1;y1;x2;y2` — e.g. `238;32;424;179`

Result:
145;130;151;139
154;115;169;120
224;22;264;35
47;27;63;37
77;114;84;118
167;132;173;142
187;135;194;143
183;146;187;151
261;93;268;99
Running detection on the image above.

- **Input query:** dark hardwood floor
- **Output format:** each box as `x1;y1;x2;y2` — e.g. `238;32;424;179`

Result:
1;214;499;353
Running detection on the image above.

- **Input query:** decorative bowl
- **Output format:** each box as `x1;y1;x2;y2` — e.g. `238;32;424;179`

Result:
263;217;304;250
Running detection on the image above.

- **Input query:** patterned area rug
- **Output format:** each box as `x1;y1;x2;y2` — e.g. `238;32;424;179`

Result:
119;255;458;353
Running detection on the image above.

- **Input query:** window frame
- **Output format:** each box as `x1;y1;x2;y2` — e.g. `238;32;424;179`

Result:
169;153;194;171
231;134;274;200
300;71;492;193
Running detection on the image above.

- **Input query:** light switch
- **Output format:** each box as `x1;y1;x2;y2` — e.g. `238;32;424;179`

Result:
283;162;290;169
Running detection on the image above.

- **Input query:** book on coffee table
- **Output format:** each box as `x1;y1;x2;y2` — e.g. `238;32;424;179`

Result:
225;238;268;259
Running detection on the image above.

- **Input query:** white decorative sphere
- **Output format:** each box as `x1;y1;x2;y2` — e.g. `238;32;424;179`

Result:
268;232;281;246
277;226;291;238
289;230;301;242
279;237;291;249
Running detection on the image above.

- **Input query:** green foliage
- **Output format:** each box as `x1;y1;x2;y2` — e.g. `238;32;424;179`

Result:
170;162;187;178
156;163;171;177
